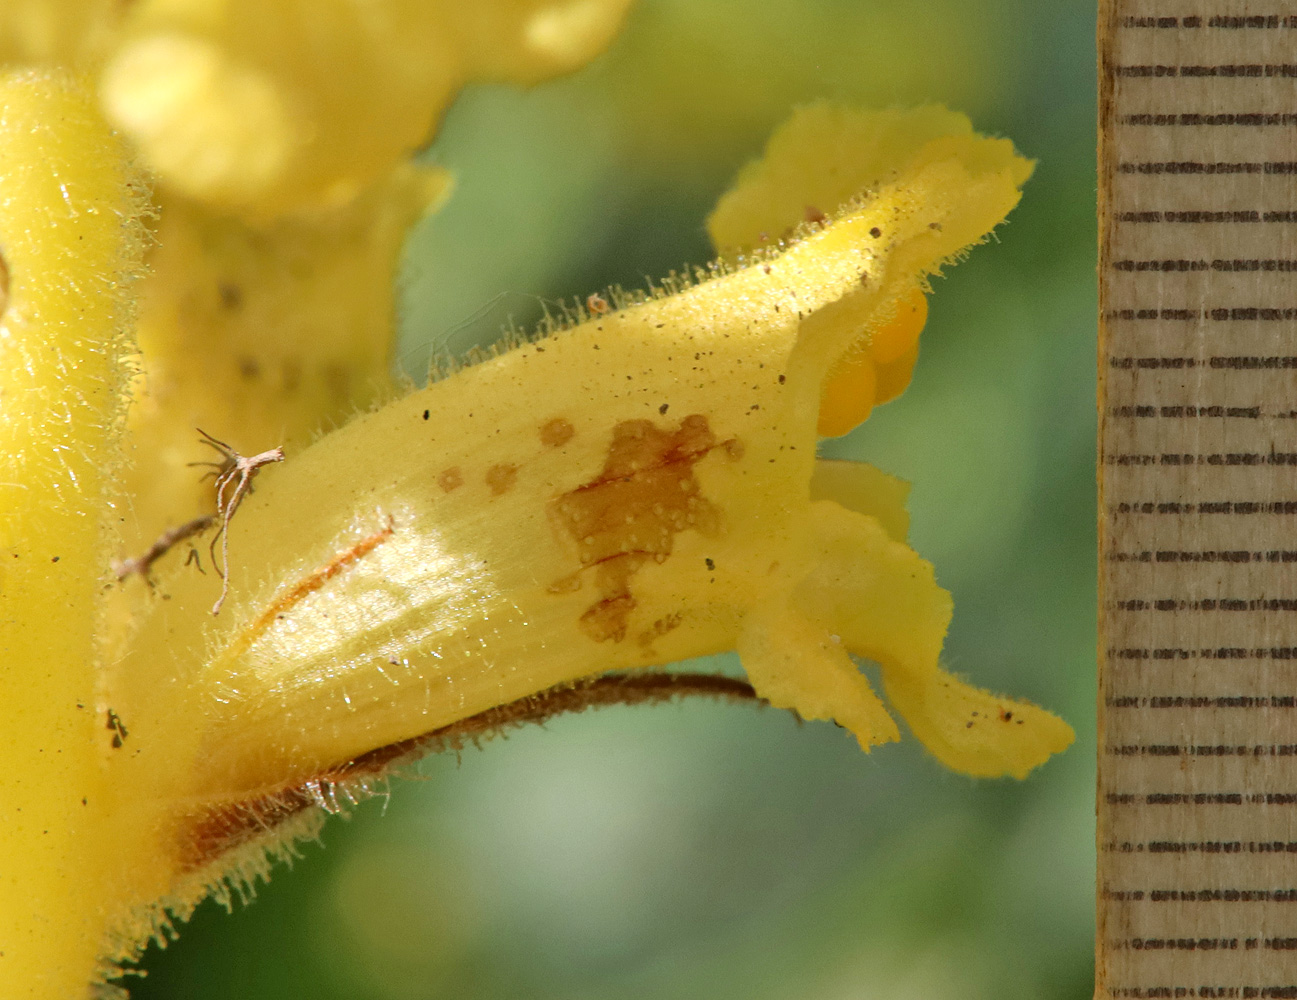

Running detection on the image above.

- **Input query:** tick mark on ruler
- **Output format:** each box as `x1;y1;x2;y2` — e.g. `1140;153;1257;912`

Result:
1108;744;1297;758
1107;451;1297;466
1122;113;1297;127
1114;258;1297;271
1117;209;1297;223
1107;406;1261;418
1114;64;1297;79
1108;550;1297;563
1109;308;1297;321
1109;356;1297;369
1112;500;1297;514
1123;14;1297;28
1119;159;1297;174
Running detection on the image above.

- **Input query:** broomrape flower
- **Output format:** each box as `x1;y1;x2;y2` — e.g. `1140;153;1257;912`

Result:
0;3;1072;997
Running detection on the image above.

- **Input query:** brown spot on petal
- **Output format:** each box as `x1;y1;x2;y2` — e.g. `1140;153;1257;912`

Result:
218;281;243;310
106;709;128;749
574;552;650;642
437;467;463;493
550;415;731;643
324;362;351;403
547;572;583;594
539;418;575;448
580;591;638;643
486;463;518;496
638;612;682;647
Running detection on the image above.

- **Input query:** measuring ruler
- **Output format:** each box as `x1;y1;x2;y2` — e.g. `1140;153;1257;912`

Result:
1099;2;1297;996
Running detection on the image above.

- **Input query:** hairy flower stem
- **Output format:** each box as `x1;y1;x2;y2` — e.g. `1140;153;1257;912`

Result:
182;672;767;872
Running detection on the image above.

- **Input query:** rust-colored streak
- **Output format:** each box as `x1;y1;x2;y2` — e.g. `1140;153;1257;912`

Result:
177;671;765;874
549;414;733;643
225;518;394;661
539;417;575;448
437;466;463;492
485;463;518;496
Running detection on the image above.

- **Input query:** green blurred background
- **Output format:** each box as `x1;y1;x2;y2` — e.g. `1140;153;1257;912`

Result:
129;1;1097;996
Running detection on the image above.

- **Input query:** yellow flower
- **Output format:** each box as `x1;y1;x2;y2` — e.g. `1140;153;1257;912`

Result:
3;0;635;217
0;9;1071;995
2;0;633;562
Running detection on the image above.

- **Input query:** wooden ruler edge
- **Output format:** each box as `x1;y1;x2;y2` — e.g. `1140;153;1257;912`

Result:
1095;1;1119;995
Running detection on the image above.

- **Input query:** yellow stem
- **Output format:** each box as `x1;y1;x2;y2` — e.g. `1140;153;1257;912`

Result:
0;70;145;996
